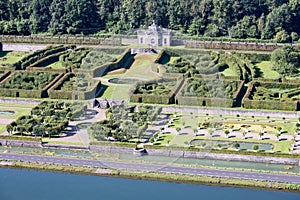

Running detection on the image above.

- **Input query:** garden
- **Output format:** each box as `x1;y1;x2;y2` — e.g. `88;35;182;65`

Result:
6;101;87;138
243;81;300;111
0;71;59;90
89;104;162;143
147;112;299;154
180;78;240;98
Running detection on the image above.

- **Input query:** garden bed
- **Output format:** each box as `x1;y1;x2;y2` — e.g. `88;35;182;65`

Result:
0;71;63;98
243;81;300;111
176;78;245;107
130;74;184;104
49;73;101;100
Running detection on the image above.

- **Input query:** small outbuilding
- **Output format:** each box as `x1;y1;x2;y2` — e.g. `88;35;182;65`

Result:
137;22;172;47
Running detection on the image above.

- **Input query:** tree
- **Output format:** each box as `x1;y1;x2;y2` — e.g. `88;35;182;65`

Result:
271;46;300;75
6;124;12;136
29;0;52;33
261;4;291;39
48;0;67;34
224;129;230;137
64;0;100;34
274;30;290;43
252;144;259;151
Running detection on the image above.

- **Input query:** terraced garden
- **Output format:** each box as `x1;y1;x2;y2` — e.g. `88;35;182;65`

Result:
1;71;59;90
181;78;239;98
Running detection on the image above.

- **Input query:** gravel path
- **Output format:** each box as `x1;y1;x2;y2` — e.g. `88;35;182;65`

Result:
3;43;47;52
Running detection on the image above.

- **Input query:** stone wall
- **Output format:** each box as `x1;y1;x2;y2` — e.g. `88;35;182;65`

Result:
0;139;42;148
162;106;300;118
90;145;300;165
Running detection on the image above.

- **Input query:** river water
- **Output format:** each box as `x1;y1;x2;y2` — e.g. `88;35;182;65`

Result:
0;168;299;200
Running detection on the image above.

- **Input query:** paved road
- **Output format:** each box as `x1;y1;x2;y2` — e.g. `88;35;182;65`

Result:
1;153;299;184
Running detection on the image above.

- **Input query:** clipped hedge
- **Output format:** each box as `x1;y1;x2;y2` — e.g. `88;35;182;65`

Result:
75;48;133;78
130;75;184;105
49;73;102;100
12;45;76;70
176;78;244;107
0;71;11;82
242;81;300;111
0;72;64;98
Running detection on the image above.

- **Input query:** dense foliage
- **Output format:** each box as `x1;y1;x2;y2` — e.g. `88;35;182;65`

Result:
182;78;239;98
135;83;173;95
0;0;299;41
1;72;59;90
59;48;90;69
89;104;161;142
271;46;300;75
81;50;116;70
58;73;95;91
250;82;300;101
6;101;87;137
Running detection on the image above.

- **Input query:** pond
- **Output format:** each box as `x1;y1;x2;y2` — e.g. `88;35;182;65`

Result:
0;110;15;116
190;139;273;151
108;77;142;85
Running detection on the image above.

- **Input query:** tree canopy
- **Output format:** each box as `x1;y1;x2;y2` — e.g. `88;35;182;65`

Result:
271;46;300;75
0;0;299;41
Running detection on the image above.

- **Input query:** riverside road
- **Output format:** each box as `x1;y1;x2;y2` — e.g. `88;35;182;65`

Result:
1;153;299;184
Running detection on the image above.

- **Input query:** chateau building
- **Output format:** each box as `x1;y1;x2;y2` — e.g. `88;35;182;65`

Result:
137;22;172;47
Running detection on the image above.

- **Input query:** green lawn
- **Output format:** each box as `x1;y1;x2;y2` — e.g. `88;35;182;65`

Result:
124;54;160;79
221;67;240;77
99;54;160;100
255;61;280;79
47;61;64;69
0;125;6;134
273;140;293;154
154;134;175;146
0;103;36;119
169;134;194;147
0;51;29;66
99;83;132;100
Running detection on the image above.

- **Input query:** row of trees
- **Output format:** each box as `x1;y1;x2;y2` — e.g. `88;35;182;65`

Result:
0;0;299;41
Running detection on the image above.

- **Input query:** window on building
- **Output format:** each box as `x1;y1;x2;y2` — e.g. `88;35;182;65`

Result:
140;38;143;44
164;38;167;45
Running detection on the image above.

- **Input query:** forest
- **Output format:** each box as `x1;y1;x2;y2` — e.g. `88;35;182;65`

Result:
0;0;299;42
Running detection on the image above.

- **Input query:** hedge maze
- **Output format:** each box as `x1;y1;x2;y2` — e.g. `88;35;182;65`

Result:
0;45;134;100
0;71;63;98
130;48;299;111
243;81;300;111
130;75;184;104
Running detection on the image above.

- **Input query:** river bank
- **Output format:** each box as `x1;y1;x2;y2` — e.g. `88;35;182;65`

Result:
1;160;299;193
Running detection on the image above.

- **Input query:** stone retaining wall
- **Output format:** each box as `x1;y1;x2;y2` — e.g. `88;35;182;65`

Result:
90;145;300;165
0;139;42;148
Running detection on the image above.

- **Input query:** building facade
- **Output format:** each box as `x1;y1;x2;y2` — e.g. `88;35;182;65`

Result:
137;23;172;47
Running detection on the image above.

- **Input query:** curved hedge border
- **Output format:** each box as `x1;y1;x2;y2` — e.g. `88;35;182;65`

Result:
74;48;133;78
12;45;76;70
48;73;101;100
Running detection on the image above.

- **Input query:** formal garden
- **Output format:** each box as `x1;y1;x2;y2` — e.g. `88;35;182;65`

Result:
0;44;299;155
5;101;87;138
89;104;162;143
